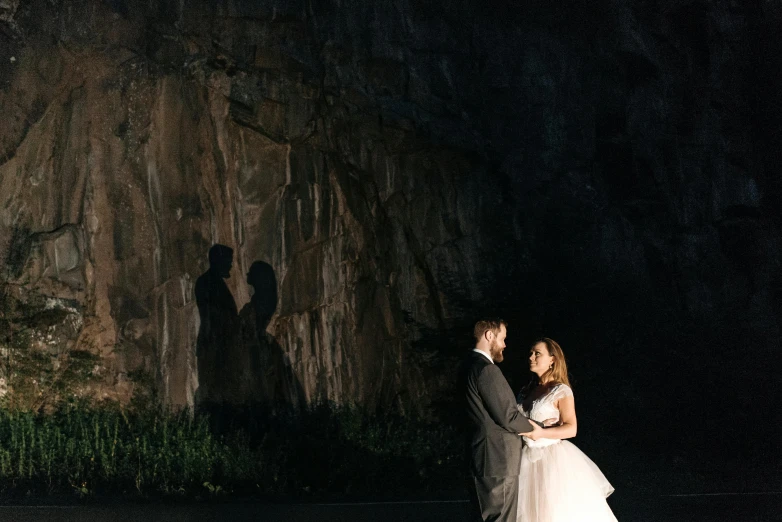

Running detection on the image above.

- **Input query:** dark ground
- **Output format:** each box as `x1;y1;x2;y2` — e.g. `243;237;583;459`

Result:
0;494;779;522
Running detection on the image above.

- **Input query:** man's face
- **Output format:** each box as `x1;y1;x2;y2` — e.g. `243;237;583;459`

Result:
219;256;233;279
489;325;507;363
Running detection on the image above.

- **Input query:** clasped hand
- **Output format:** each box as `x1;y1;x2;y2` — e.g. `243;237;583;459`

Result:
519;417;559;440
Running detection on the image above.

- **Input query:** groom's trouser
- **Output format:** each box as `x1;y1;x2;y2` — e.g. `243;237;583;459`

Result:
471;475;519;522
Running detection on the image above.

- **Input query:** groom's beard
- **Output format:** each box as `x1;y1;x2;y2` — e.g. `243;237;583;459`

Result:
489;340;504;363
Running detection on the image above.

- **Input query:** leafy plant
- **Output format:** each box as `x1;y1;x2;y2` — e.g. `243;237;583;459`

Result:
0;402;463;500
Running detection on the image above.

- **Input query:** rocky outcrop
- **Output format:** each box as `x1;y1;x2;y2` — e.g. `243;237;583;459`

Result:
0;0;779;415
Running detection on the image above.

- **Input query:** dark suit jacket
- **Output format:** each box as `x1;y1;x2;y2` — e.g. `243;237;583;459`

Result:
459;351;534;477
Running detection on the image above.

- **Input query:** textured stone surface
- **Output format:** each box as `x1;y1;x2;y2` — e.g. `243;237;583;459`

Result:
0;0;779;427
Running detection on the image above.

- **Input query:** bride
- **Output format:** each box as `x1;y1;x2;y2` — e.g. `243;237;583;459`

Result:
516;337;617;522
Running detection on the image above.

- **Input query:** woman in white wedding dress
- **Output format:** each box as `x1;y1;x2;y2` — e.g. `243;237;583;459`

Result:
516;337;617;522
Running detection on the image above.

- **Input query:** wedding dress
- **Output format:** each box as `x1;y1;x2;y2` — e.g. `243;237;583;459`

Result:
517;384;617;522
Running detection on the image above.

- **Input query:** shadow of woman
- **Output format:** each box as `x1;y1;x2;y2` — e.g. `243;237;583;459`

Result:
234;261;304;434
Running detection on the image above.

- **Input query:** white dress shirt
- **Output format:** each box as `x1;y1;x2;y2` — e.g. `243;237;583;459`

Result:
472;348;494;364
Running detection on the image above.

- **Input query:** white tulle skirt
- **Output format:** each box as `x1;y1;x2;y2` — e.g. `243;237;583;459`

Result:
518;439;617;522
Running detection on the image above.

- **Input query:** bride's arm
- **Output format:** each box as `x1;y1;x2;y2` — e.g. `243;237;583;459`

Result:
535;395;577;440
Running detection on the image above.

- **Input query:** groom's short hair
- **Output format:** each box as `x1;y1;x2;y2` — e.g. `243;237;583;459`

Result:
208;244;233;265
474;318;506;341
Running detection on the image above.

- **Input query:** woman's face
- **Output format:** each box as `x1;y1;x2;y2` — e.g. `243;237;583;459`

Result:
529;342;554;377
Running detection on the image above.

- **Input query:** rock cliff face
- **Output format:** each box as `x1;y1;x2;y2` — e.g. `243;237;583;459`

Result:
0;0;779;419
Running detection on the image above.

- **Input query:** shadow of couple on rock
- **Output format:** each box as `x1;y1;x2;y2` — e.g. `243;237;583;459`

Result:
194;244;303;434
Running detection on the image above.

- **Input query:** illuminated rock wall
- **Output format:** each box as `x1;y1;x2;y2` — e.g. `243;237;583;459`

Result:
0;0;779;413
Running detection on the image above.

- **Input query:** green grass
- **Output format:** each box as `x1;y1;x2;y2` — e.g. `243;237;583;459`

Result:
0;404;240;498
0;402;463;500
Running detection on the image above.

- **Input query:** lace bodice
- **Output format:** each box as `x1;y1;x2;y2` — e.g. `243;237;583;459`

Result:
518;383;573;448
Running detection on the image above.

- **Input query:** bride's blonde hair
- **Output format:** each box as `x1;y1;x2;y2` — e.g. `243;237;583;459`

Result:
532;337;572;388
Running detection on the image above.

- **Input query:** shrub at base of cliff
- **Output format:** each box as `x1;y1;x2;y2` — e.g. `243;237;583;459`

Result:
0;402;463;501
0;404;237;499
0;288;103;412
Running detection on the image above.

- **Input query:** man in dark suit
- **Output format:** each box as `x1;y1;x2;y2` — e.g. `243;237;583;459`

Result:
460;318;543;522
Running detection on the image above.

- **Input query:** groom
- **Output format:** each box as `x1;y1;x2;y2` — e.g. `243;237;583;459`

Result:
459;318;543;522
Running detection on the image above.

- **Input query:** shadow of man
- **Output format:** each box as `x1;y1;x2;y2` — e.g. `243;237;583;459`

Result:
194;244;239;429
237;261;304;428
